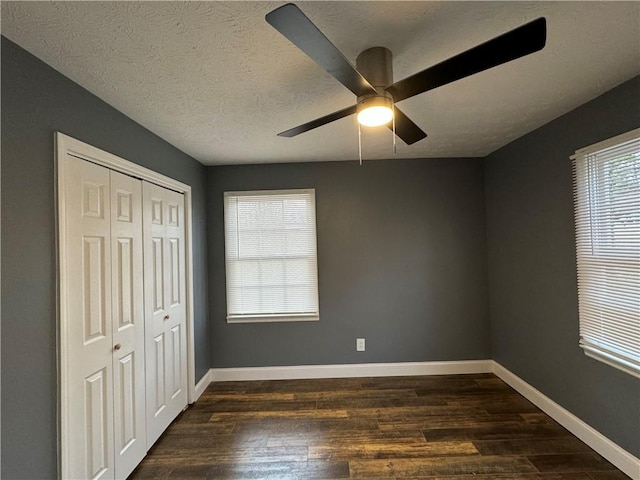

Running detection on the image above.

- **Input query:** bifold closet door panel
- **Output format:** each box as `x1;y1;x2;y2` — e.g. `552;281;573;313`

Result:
63;156;115;480
163;188;188;412
110;171;147;479
142;181;188;448
62;158;147;480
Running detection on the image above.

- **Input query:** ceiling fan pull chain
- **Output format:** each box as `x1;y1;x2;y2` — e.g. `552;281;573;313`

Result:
392;103;397;155
358;122;363;166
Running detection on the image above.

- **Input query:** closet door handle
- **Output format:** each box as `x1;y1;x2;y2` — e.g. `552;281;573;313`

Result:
114;343;122;351
164;314;170;321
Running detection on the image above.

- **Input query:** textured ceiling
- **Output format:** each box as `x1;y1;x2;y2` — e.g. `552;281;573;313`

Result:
2;1;639;165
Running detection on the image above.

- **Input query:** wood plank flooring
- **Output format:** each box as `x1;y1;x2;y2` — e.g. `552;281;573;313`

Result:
129;374;626;480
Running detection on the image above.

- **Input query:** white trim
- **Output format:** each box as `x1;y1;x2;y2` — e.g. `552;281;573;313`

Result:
62;134;191;193
492;361;640;480
55;132;198;477
582;344;640;379
184;185;197;404
224;188;315;197
227;313;319;323
56;133;69;480
209;360;493;382
193;370;212;403
570;127;640;159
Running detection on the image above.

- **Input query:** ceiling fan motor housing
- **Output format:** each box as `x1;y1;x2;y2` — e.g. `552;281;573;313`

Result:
356;46;394;110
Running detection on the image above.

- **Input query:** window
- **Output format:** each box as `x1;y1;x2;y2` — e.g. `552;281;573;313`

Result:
572;128;640;378
224;189;319;323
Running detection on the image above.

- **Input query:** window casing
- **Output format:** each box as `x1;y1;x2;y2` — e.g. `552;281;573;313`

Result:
572;128;640;378
224;189;319;323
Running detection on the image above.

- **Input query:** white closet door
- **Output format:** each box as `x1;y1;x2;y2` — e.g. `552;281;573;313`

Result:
110;171;147;478
143;182;188;447
63;158;147;480
64;157;115;480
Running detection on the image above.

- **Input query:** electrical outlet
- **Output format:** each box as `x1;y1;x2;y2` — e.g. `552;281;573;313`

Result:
356;338;365;352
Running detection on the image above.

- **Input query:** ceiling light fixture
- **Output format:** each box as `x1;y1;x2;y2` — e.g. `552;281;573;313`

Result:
356;94;393;127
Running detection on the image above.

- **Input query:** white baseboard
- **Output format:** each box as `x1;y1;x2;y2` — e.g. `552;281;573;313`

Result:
209;359;493;382
192;370;212;403
492;361;640;480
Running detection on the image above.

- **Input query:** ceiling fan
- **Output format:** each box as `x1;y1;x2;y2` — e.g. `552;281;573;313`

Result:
266;3;547;145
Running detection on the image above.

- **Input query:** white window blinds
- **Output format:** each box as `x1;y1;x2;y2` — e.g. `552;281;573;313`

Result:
572;128;640;378
224;189;319;323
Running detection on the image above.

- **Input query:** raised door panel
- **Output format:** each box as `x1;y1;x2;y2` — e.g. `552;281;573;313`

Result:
168;238;180;307
152;238;164;313
152;333;167;417
169;324;183;400
83;236;107;343
83;182;105;219
115;353;135;451
85;368;110;480
115;238;133;328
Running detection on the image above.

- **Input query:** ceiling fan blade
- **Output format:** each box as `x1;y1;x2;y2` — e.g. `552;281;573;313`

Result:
390;108;428;145
266;3;377;97
277;105;357;137
386;17;547;103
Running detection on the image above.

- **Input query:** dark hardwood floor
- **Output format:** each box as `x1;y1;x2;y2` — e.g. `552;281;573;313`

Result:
129;374;627;479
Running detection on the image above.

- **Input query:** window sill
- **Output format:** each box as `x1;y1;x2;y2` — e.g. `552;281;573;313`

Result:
227;313;319;324
581;342;640;379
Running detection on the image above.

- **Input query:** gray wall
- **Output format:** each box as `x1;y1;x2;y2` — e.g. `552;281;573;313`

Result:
3;25;638;479
1;37;210;478
208;158;491;367
484;75;640;456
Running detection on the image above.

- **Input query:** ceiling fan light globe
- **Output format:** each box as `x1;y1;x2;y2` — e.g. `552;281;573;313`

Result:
357;106;393;127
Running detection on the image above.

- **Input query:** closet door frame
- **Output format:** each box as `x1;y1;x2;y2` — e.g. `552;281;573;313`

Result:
55;132;197;479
